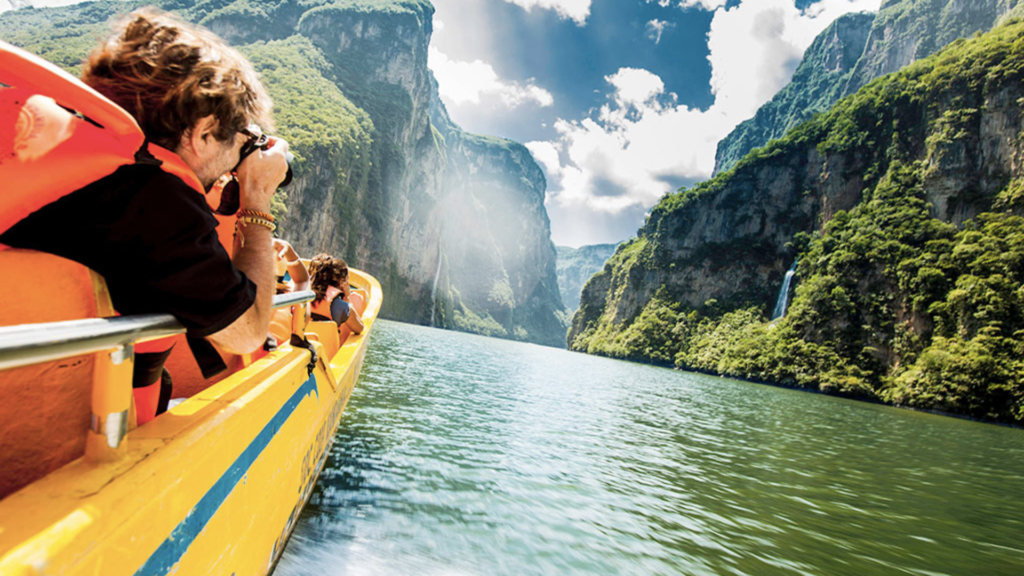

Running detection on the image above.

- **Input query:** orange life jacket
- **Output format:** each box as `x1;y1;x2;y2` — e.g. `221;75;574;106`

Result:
0;40;239;387
311;286;344;323
0;40;209;233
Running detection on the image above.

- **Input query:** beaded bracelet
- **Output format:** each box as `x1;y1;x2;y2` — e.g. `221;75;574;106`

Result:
235;216;276;248
237;208;275;222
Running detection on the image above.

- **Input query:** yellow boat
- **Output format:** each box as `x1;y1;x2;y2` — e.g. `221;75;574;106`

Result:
0;250;381;575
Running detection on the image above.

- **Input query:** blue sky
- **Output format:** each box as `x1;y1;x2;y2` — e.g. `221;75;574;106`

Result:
429;0;882;247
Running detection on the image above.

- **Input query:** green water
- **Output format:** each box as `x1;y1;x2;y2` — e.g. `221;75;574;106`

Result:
275;320;1024;575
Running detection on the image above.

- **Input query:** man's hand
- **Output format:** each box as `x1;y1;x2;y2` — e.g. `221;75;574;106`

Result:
236;136;289;213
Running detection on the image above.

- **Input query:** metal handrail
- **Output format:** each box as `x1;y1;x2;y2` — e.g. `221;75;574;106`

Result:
0;290;316;372
271;290;316;309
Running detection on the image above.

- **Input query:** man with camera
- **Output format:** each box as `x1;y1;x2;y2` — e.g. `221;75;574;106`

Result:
0;9;289;420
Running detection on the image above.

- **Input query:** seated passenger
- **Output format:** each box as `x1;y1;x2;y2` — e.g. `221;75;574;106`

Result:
273;238;310;294
307;254;363;335
0;10;289;425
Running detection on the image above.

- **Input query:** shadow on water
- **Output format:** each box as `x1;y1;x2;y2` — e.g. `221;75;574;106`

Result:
275;321;1024;576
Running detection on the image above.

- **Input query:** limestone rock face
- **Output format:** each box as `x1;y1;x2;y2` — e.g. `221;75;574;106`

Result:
714;12;874;176
842;0;1017;97
556;244;619;312
205;0;568;346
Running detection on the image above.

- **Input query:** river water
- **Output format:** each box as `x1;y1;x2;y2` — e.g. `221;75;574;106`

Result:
275;320;1024;576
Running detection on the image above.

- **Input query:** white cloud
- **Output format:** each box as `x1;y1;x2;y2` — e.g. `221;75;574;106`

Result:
538;0;882;242
429;47;554;108
503;0;592;25
526;141;563;177
605;68;665;109
645;19;675;44
709;0;881;121
677;0;729;9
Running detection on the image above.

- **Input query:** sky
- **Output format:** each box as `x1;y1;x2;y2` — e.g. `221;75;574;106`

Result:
428;0;883;247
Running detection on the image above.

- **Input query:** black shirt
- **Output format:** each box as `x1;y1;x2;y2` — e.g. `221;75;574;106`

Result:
1;164;256;337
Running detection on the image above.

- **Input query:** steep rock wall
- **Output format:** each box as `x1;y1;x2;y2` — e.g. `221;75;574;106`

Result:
714;12;873;175
556;244;619;312
842;0;1019;97
572;22;1024;349
207;0;568;345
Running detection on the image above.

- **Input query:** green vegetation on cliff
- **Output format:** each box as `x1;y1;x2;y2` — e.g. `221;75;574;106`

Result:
242;37;374;229
573;19;1024;424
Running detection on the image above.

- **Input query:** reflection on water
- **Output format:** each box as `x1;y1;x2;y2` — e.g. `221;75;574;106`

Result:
276;320;1024;576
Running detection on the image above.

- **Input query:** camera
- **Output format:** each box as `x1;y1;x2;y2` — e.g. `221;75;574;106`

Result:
215;131;294;216
239;132;294;188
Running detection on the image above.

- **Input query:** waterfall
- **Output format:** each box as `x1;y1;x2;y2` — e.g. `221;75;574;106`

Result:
771;261;797;320
430;242;443;327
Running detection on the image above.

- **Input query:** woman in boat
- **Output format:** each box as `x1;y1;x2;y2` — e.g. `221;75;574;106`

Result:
308;254;364;335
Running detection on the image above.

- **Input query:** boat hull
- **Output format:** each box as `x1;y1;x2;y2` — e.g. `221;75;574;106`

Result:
0;270;380;576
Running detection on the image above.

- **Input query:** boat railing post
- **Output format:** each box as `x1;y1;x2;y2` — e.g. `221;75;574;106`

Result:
291;302;309;338
85;343;133;462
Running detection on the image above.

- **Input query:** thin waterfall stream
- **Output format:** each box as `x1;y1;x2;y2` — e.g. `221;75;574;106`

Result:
772;261;797;320
429;242;443;327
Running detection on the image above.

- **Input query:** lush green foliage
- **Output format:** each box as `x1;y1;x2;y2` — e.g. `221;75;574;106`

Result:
241;36;374;223
576;19;1024;424
0;1;135;74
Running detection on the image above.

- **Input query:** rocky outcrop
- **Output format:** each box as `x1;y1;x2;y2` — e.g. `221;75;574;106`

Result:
209;0;566;345
714;0;1020;175
842;0;1019;97
276;1;566;346
714;12;873;175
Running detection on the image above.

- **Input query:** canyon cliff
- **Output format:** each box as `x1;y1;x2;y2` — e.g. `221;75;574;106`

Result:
571;18;1024;424
556;244;619;312
0;0;568;346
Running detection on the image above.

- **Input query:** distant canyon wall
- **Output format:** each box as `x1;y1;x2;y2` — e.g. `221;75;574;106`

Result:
714;0;1021;175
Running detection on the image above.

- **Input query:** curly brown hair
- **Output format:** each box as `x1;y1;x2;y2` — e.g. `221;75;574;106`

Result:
308;253;349;302
82;8;273;150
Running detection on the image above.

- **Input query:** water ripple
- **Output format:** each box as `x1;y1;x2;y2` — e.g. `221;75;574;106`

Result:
276;321;1024;576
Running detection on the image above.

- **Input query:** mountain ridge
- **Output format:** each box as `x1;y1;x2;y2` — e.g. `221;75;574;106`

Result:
714;0;1022;175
